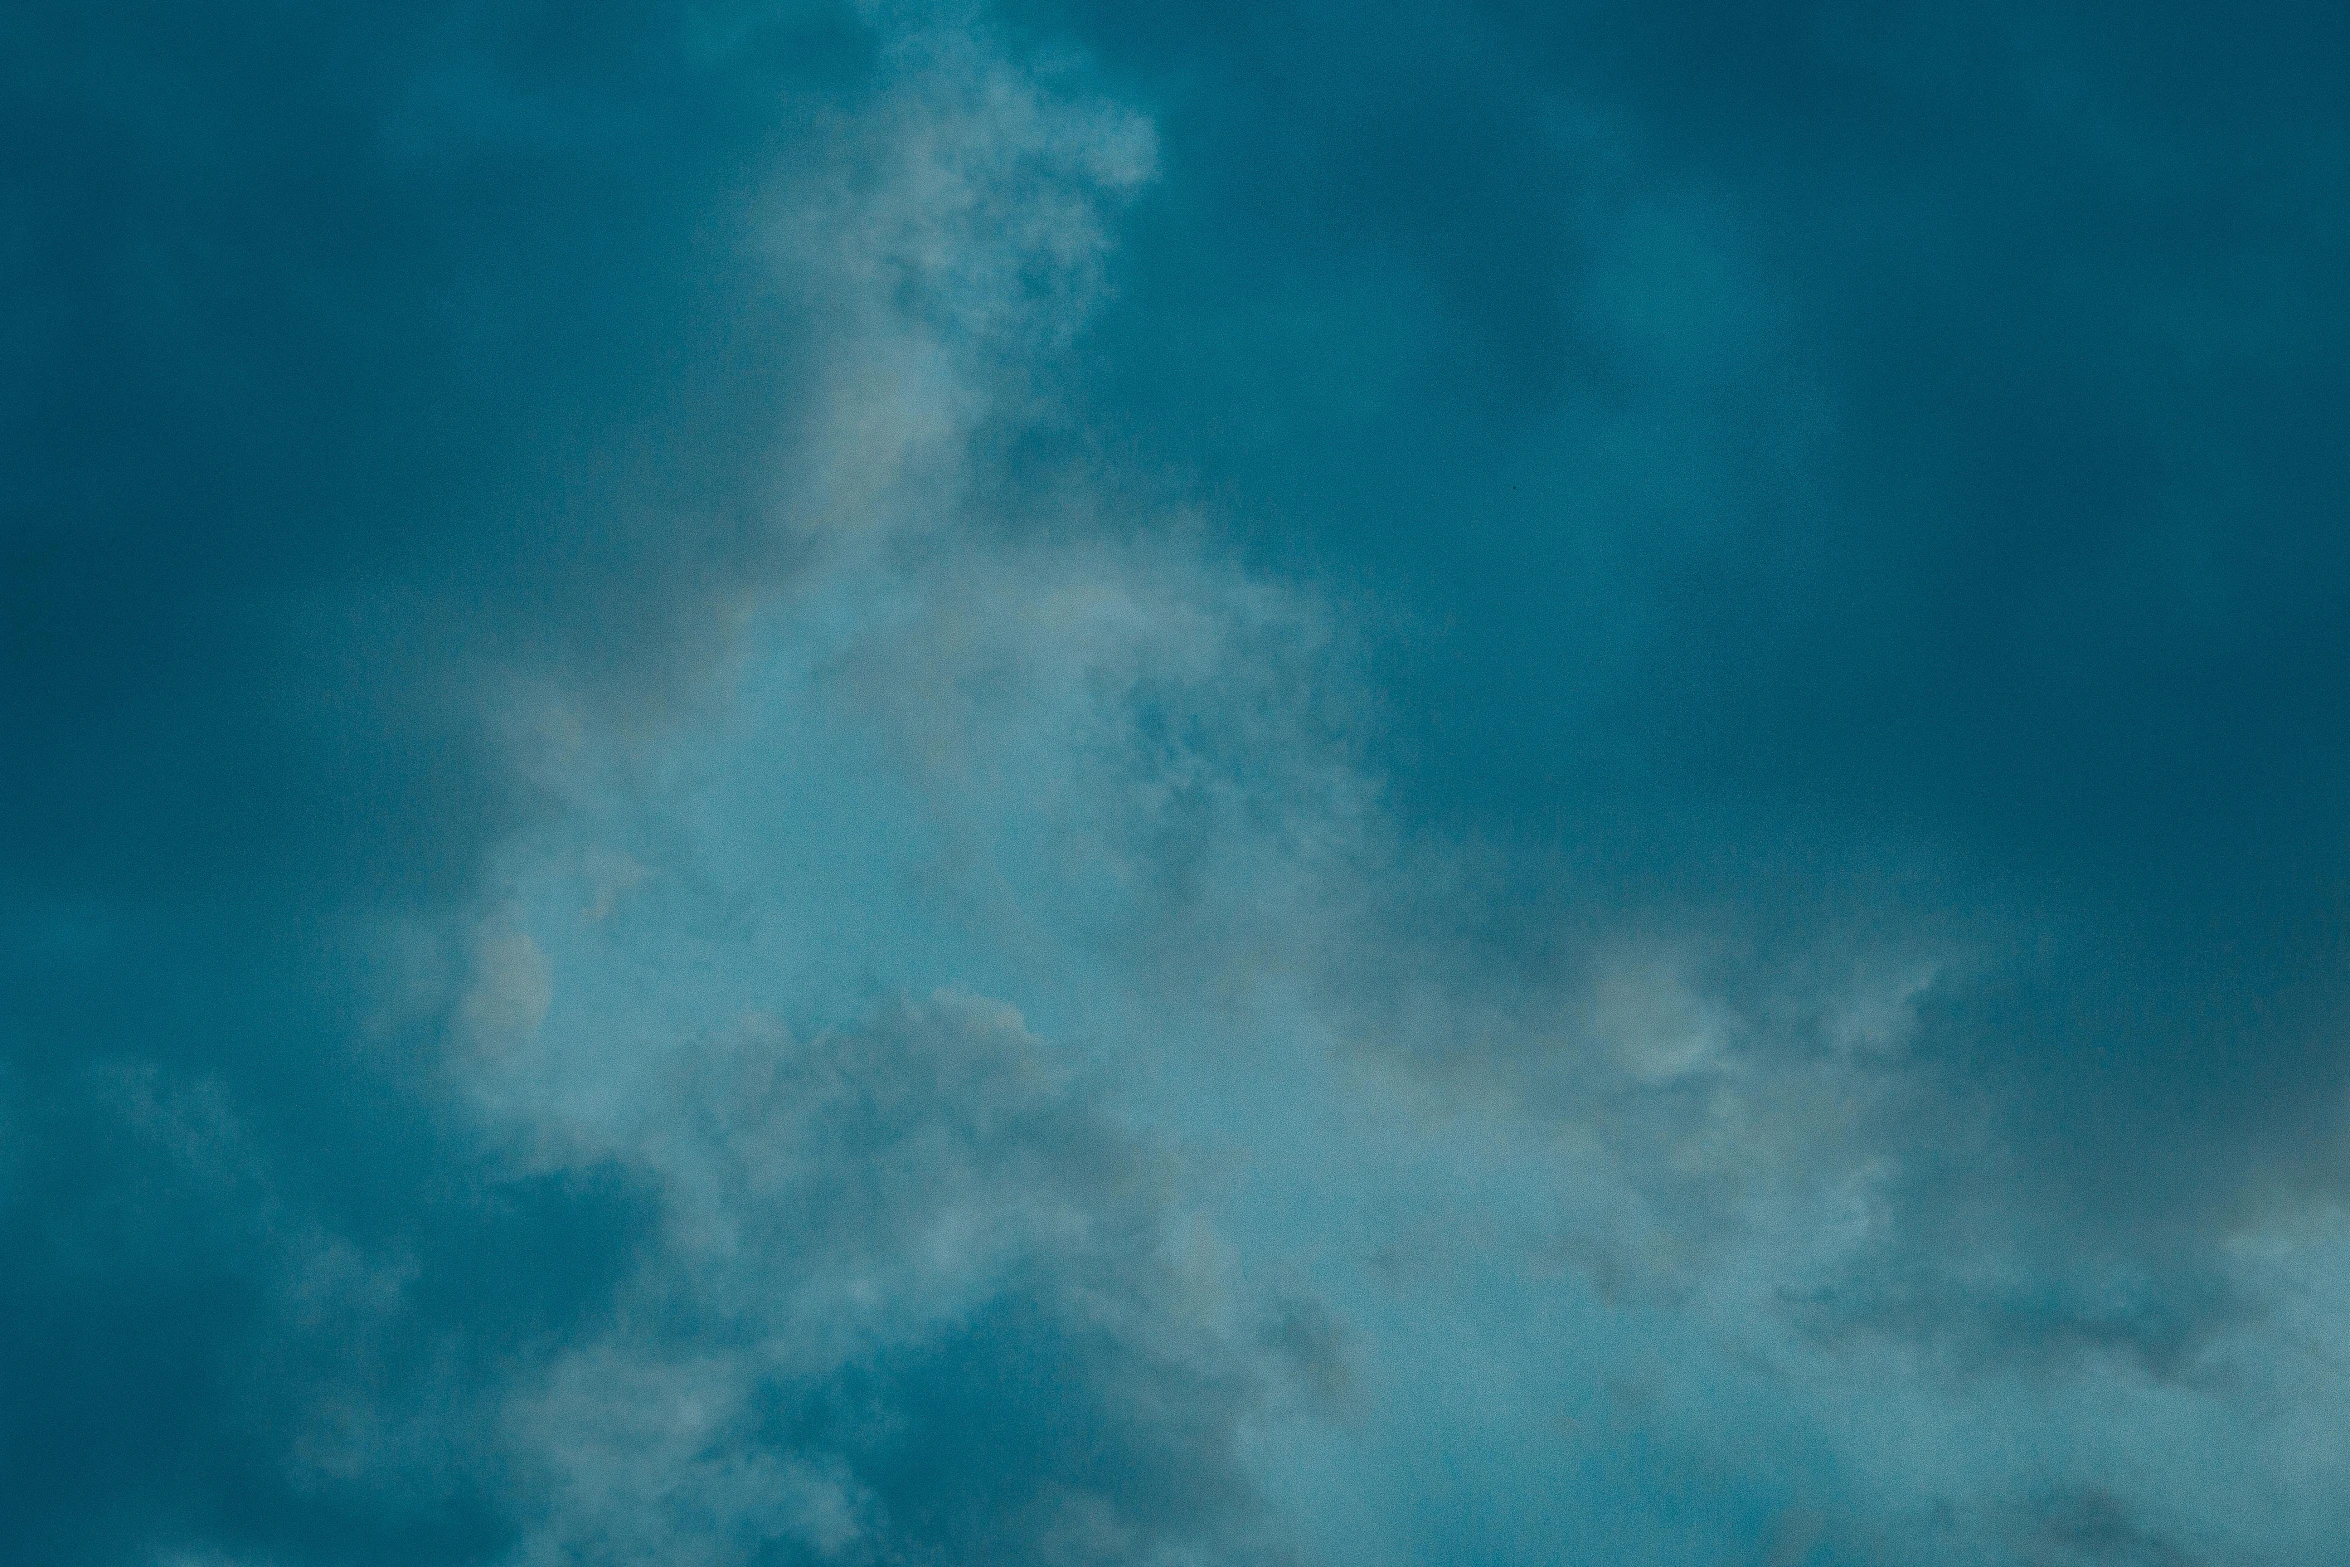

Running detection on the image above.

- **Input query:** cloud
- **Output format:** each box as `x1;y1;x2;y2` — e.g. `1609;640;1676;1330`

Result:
496;996;1289;1567
11;2;2350;1566
1;6;1298;1565
990;0;2350;1402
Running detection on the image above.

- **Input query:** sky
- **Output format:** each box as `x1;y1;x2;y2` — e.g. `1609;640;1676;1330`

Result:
5;2;2350;1564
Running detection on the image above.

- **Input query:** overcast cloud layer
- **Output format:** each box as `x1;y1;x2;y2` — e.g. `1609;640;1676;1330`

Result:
7;3;2350;1565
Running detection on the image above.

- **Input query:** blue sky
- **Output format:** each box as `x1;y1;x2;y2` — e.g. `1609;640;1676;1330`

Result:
7;3;2350;1564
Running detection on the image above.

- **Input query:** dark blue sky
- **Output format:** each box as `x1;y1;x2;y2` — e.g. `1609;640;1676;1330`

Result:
7;4;2350;1564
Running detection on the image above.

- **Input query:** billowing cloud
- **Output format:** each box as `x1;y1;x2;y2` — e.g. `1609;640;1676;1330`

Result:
9;2;2350;1565
2;7;1285;1563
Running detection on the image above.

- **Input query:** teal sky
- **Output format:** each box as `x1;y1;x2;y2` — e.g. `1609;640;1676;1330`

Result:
7;4;2350;1564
